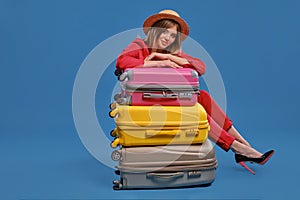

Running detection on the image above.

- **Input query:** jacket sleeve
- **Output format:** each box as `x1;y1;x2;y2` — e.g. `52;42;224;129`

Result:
116;42;145;69
179;51;206;76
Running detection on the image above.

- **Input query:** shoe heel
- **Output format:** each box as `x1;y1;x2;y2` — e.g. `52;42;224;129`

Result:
238;161;255;175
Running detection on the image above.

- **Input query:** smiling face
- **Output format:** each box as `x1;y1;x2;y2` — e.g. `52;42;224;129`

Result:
144;19;182;53
156;26;178;50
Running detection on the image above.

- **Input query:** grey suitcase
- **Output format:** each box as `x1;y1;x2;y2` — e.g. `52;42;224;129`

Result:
112;140;217;190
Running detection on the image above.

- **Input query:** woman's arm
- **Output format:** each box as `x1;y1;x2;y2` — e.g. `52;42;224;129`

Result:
178;51;206;76
145;52;206;75
146;52;189;66
117;50;182;69
143;59;182;68
116;42;146;69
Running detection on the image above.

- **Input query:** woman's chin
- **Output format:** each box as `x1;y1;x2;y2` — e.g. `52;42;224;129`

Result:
158;45;168;50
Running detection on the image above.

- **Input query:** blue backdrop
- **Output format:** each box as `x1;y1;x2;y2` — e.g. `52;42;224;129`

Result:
1;0;299;199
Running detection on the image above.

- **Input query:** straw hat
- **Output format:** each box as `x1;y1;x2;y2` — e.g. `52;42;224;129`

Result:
143;9;190;41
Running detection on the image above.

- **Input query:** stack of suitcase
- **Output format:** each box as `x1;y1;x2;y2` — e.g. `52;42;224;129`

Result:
109;68;218;190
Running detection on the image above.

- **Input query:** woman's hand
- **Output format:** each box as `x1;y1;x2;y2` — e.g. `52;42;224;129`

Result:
143;60;182;68
145;52;170;61
145;52;190;66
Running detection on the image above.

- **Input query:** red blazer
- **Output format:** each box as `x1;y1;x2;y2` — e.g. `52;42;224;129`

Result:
116;38;206;76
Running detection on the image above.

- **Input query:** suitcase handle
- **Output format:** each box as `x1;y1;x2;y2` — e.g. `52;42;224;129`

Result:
143;92;193;99
145;130;199;138
147;172;184;181
143;92;178;99
145;130;179;137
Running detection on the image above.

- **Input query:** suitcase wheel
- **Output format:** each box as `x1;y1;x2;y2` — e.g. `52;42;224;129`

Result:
113;180;120;185
113;185;121;190
111;150;121;161
112;180;123;190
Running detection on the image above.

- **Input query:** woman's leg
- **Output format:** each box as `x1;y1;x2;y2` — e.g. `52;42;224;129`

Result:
207;114;262;157
199;90;263;156
206;114;235;151
198;90;232;130
228;126;251;147
198;90;250;146
231;140;262;158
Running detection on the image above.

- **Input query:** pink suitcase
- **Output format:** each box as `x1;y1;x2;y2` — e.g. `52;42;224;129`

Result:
115;68;200;106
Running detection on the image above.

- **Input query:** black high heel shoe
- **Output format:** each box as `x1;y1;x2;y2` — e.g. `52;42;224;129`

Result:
235;150;275;175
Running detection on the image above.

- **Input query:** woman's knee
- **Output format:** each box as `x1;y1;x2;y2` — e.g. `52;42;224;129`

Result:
199;90;210;98
198;90;211;103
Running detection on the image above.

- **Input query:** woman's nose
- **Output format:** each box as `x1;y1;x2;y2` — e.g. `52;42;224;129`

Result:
165;34;170;41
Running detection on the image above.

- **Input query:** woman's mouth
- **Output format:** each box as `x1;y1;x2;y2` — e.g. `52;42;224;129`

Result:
161;40;168;46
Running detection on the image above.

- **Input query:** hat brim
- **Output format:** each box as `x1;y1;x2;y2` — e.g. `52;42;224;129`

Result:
143;13;190;41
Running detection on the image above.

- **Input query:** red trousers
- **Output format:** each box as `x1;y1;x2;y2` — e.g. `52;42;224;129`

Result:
198;90;235;151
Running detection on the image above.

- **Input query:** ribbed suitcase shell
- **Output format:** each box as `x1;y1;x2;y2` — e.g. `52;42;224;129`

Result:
109;102;208;128
117;68;199;106
109;102;209;147
110;127;208;148
112;140;217;190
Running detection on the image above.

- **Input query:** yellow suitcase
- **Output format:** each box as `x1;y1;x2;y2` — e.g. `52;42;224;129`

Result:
110;126;209;148
109;103;208;129
109;103;209;148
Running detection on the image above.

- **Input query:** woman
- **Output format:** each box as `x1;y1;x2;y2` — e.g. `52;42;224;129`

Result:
115;10;274;174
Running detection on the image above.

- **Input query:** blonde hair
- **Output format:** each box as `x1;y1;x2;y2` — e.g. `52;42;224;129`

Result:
144;19;182;53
